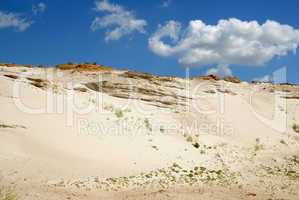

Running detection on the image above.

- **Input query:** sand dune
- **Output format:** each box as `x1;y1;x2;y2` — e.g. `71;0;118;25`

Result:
0;65;298;199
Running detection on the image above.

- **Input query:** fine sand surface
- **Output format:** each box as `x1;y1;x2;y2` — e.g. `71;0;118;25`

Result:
0;66;298;200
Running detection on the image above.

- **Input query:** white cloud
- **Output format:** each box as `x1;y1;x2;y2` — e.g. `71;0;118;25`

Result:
149;18;299;67
161;0;172;8
206;65;232;77
32;2;47;15
0;11;33;31
91;0;147;41
253;75;273;82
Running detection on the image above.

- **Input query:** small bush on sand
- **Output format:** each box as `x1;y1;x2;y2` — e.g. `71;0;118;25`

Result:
192;142;200;149
115;109;124;118
293;124;299;133
186;135;193;143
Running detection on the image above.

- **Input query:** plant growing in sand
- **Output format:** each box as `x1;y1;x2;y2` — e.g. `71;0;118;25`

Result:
152;145;159;151
0;187;17;200
293;123;299;133
115;109;124;118
192;142;200;149
144;118;152;131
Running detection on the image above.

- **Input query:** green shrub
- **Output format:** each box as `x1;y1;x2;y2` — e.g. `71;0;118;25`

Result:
293;124;299;133
192;142;200;149
115;109;124;118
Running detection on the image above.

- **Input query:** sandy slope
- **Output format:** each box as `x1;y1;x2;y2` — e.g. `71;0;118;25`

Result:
0;66;298;200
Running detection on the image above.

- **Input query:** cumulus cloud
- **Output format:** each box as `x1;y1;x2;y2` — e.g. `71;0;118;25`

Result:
149;18;299;67
206;65;232;77
91;0;147;41
0;11;33;31
32;2;47;15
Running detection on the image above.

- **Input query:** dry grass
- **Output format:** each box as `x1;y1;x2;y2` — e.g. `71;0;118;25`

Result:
0;63;31;68
223;76;241;83
198;74;221;81
57;63;112;72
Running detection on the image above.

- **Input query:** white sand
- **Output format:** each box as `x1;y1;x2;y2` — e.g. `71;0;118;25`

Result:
0;66;298;199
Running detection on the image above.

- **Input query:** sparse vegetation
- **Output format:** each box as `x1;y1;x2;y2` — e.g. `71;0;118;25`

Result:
290;155;299;165
253;138;264;153
51;162;236;191
192;142;200;149
144;118;152;131
151;145;159;151
186;135;193;142
293;123;299;133
115;109;124;118
184;134;206;150
0;63;31;68
254;143;264;152
56;63;112;71
261;155;299;180
0;187;17;200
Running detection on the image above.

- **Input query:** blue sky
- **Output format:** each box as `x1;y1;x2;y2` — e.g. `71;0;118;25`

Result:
1;0;299;83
